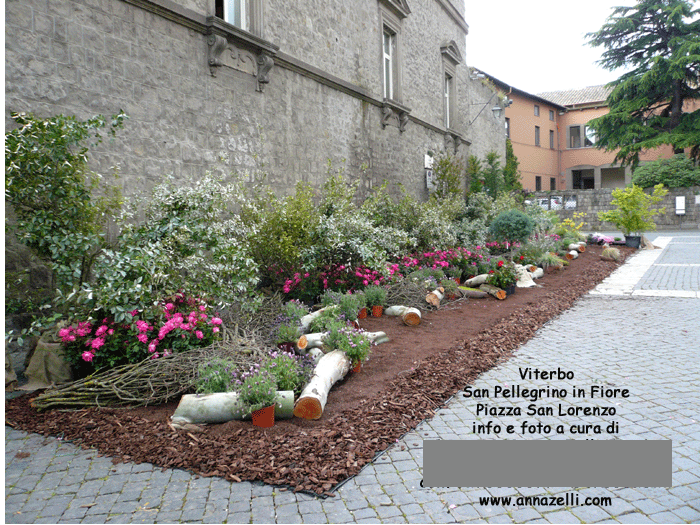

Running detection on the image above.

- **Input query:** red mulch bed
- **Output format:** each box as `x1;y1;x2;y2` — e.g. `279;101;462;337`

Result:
5;245;632;496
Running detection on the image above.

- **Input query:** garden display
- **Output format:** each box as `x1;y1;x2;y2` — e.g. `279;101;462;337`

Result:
5;116;636;495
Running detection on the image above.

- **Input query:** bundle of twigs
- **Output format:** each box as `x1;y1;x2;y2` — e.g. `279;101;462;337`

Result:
219;292;287;347
31;328;267;411
384;278;434;311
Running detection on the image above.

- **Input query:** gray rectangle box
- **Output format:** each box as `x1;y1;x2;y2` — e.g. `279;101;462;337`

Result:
423;440;671;487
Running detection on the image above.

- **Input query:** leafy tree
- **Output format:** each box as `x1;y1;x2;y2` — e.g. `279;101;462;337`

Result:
430;151;465;200
632;154;700;187
466;155;483;194
586;0;700;166
503;139;522;191
482;151;504;197
5;111;127;292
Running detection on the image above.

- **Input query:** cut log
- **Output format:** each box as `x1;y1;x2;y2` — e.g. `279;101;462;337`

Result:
384;305;422;326
425;287;444;307
299;306;333;333
308;348;324;365
303;330;389;350
366;330;390;345
566;250;579;260
463;274;489;287
530;267;544;279
458;286;489;299
568;243;586;253
171;390;295;427
479;283;507;300
296;334;308;352
293;350;350;420
514;265;536;288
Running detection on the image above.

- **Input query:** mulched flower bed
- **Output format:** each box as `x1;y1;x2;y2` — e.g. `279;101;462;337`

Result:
5;245;633;496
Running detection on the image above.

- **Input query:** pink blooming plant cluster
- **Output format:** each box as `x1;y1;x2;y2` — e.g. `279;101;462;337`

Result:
59;293;223;374
282;263;388;303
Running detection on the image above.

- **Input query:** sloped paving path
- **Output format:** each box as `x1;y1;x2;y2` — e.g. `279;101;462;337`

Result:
6;234;700;524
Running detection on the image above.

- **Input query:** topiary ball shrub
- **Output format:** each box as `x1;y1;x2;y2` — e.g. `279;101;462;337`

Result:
488;209;536;244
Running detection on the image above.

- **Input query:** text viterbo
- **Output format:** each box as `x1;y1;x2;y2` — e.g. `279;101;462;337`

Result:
519;367;574;380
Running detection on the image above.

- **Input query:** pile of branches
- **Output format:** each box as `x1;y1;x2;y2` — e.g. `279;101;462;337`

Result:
31;328;267;411
219;293;287;347
385;277;434;311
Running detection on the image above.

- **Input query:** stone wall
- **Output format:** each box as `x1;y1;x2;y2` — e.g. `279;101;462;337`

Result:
467;76;507;161
5;0;474;200
532;187;700;232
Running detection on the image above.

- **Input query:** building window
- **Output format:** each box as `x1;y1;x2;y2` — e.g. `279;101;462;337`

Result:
549;109;555;121
535;126;540;146
549;129;555;149
215;0;260;33
383;29;397;100
534;104;540;117
505;117;510;138
568;124;597;148
535;176;542;191
444;73;454;128
550;177;556;190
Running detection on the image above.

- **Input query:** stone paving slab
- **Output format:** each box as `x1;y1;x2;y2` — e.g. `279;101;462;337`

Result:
6;235;700;524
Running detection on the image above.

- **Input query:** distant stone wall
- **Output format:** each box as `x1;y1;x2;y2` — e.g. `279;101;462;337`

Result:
532;186;700;232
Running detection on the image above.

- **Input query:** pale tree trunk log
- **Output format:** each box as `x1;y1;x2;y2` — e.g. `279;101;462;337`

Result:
302;330;389;350
530;267;544;279
463;274;489;287
293;350;350;420
384;305;422;326
170;390;295;427
425;287;444;307
566;250;579;260
568;243;586;253
479;283;507;300
514;265;536;288
458;287;489;299
299;307;333;333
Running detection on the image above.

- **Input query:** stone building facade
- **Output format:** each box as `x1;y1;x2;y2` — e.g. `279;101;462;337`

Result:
5;0;503;199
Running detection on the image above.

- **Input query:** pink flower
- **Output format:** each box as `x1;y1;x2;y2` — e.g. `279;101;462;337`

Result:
82;351;94;362
58;328;71;339
107;329;114;335
195;331;204;340
212;326;220;334
136;320;149;332
91;338;105;350
76;328;90;337
137;333;149;344
95;325;108;337
210;317;223;326
130;309;139;316
148;341;157;353
199;305;206;312
165;303;175;312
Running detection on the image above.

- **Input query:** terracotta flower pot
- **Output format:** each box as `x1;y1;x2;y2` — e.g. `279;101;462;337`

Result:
277;342;295;353
371;305;383;317
353;361;362;373
357;307;368;319
352;320;360;329
251;405;275;428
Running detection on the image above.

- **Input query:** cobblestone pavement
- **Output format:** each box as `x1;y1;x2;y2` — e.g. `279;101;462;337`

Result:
6;233;700;524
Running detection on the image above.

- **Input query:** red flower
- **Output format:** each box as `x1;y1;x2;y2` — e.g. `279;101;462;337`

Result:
498;260;504;267
520;256;525;260
489;270;495;274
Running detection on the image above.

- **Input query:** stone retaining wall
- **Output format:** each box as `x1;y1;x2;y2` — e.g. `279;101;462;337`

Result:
532;186;700;231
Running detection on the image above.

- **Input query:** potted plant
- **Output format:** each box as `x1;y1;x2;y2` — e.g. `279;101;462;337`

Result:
598;184;668;248
324;326;372;372
338;293;361;323
440;278;459;300
446;266;462;284
488;261;518;295
354;291;368;319
236;366;279;428
275;322;301;352
364;285;387;317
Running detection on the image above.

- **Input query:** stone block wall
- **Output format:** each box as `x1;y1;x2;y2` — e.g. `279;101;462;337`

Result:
5;0;474;201
532;187;700;232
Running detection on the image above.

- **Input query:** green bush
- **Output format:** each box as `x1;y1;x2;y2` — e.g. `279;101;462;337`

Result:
488;209;536;244
598;184;668;236
5;111;126;295
430;151;465;201
632;155;700;188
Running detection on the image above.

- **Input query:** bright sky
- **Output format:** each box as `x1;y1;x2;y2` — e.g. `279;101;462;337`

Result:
464;0;637;95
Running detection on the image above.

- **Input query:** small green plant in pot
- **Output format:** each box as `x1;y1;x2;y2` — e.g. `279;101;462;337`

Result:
440;278;460;299
364;285;387;317
235;365;279;426
338;293;361;322
598;184;668;248
325;326;372;370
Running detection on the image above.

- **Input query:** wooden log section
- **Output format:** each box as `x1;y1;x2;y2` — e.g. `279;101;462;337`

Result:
425;287;444;307
566;250;579;260
568;243;586;253
479;283;507;300
458;287;488;299
530;267;544;279
301;330;389;351
463;274;489;287
299;306;332;333
171;390;295;427
293;350;350;420
384;305;422;326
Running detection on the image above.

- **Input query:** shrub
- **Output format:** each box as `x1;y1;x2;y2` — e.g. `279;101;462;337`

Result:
430;151;465;200
196;358;239;394
5;111;126;294
324;326;372;366
632;155;700;188
598;184;668;236
489;209;536;244
363;285;387;307
261;349;314;396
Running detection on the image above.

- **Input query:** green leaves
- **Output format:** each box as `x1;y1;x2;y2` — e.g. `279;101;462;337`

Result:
598;184;669;235
586;0;700;165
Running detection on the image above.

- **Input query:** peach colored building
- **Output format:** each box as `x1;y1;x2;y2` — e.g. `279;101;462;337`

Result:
476;70;695;191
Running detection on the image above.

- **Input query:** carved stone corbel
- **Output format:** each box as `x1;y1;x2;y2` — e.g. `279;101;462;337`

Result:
256;52;274;92
398;111;409;132
381;105;394;129
208;34;228;77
